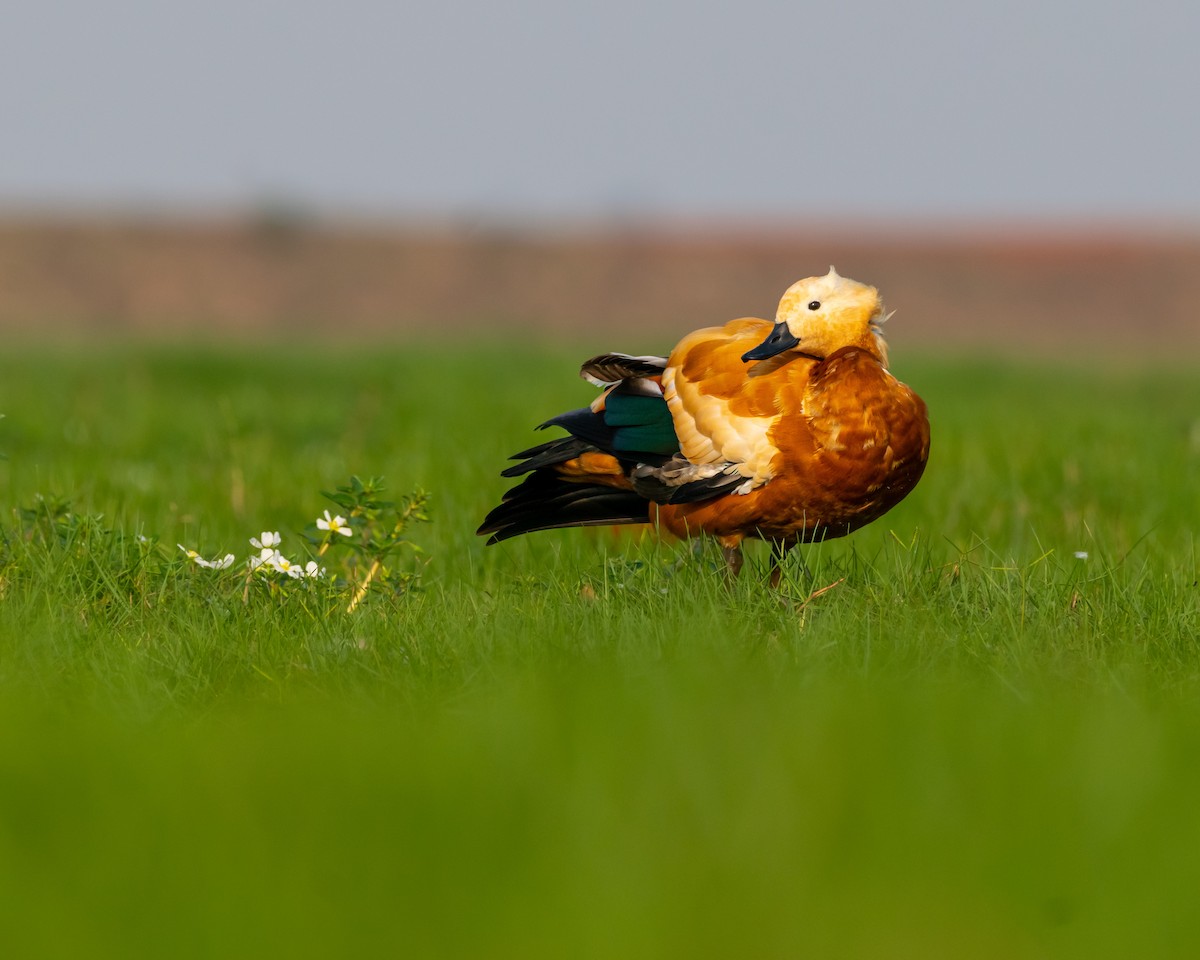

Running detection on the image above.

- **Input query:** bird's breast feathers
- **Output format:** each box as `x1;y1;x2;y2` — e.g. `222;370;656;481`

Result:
662;318;806;490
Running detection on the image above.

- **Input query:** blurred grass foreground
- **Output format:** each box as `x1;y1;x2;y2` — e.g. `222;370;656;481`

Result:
0;216;1198;958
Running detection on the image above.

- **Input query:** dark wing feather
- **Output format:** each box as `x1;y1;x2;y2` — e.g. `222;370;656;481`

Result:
502;435;598;477
539;408;618;452
602;392;678;455
631;470;747;504
539;382;678;463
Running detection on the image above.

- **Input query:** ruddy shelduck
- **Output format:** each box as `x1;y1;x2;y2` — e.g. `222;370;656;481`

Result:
478;268;930;583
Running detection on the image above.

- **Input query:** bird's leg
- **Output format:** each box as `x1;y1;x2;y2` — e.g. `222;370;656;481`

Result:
768;540;807;589
719;536;745;582
767;541;790;589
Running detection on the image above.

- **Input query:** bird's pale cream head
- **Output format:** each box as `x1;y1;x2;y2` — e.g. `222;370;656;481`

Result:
778;266;887;357
741;266;890;366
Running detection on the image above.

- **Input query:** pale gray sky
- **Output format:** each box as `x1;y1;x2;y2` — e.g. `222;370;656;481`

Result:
2;0;1198;222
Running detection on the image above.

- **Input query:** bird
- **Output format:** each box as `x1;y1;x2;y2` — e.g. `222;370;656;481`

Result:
478;267;930;584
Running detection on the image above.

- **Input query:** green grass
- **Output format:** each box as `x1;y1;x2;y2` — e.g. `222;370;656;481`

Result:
0;340;1198;958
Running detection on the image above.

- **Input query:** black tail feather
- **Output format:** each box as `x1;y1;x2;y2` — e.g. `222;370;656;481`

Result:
478;471;650;544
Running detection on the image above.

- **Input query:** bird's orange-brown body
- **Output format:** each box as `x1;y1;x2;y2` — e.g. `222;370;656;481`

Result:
657;318;928;548
479;268;930;580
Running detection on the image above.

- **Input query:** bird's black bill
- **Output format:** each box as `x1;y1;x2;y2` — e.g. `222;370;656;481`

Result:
741;322;801;362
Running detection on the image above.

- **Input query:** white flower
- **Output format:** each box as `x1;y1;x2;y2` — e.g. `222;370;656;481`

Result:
250;531;282;550
180;545;236;570
265;550;304;578
1074;551;1089;560
316;510;352;537
251;548;286;574
303;560;325;579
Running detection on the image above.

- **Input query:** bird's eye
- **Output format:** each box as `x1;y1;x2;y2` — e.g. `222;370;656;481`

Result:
807;300;821;311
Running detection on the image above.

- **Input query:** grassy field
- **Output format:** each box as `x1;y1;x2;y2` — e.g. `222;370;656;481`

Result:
0;340;1197;958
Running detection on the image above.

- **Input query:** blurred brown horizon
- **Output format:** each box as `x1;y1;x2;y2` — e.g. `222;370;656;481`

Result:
2;215;1197;356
